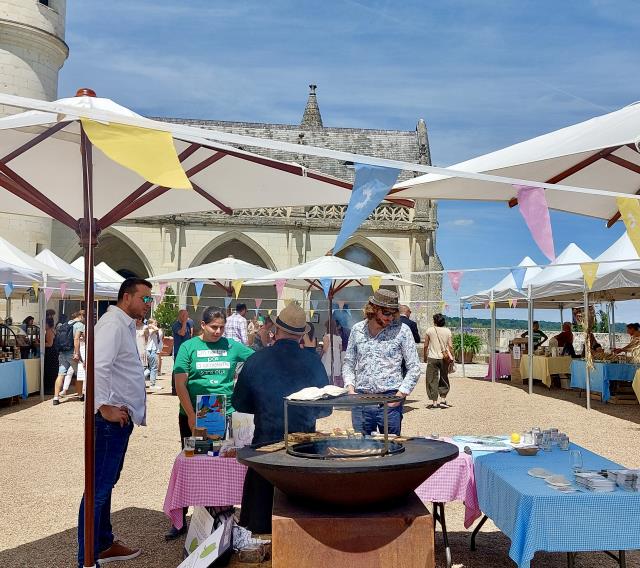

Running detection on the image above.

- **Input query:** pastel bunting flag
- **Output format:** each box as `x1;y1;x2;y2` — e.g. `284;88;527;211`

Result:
580;262;599;290
232;279;243;300
275;279;286;299
4;281;14;298
508;299;515;308
268;309;273;316
194;281;205;298
223;296;232;308
484;301;489;309
310;299;319;310
489;300;495;311
59;282;67;299
513;299;518;308
447;271;463;293
191;295;200;310
617;197;640;256
337;300;345;310
511;267;527;290
464;302;472;310
310;309;315;318
515;185;556;261
333;164;401;254
254;308;259;317
158;282;168;303
255;298;263;309
320;278;332;298
369;275;381;292
81;119;192;189
44;287;54;302
439;300;446;312
284;298;293;306
32;283;39;300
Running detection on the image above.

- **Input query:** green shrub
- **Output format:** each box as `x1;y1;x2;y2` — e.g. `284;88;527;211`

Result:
154;286;178;336
452;333;482;356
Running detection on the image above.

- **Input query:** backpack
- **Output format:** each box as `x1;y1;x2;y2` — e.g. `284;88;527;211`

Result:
54;321;76;352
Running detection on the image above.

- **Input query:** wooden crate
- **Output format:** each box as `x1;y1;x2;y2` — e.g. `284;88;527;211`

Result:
272;490;435;568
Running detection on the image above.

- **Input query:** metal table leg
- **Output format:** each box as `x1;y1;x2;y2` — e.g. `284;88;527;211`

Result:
432;502;452;568
569;550;626;568
470;514;488;551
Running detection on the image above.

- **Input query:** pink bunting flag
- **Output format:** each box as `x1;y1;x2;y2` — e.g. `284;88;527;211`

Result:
59;282;67;299
44;287;54;302
275;279;286;299
515;185;556;262
447;271;463;293
255;298;263;309
512;299;518;308
337;300;346;310
158;282;168;303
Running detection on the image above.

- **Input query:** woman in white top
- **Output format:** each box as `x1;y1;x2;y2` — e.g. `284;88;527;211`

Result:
423;312;453;409
321;319;344;386
146;318;163;389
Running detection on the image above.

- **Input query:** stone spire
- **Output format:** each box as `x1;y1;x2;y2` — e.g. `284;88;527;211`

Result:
300;84;323;128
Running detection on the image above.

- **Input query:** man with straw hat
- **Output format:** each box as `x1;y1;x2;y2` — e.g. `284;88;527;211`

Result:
232;302;329;534
343;289;421;436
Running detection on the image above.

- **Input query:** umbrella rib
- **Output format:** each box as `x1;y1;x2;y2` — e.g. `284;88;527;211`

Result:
603;154;640;175
507;145;622;208
98;143;201;227
305;279;323;292
1;121;71;164
0;165;77;229
190;182;233;215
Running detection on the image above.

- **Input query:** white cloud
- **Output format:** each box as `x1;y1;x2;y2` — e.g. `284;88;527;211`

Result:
450;219;474;227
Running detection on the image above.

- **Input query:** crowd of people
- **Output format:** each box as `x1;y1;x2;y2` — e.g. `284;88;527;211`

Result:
74;278;456;566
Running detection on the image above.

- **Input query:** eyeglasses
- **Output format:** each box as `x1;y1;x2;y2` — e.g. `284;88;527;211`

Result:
142;296;154;304
380;309;397;317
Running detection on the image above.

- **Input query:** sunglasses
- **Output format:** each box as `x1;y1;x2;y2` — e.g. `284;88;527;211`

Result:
380;309;397;317
142;296;154;304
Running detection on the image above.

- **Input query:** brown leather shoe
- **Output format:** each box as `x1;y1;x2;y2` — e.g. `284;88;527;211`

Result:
98;540;141;564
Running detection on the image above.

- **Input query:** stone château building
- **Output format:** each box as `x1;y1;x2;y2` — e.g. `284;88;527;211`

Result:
0;0;442;330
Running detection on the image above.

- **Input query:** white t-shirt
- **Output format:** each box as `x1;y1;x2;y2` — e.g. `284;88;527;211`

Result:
425;326;452;360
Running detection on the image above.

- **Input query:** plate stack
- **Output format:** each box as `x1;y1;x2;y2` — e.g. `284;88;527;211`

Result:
574;472;617;492
608;470;640;492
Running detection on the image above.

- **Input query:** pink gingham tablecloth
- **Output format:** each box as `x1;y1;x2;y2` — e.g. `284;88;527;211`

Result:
414;440;481;528
163;453;247;529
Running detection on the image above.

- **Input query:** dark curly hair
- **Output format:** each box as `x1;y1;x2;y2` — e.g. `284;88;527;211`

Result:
433;313;446;327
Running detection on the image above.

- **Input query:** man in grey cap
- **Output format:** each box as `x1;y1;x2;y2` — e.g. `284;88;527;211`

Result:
343;289;421;435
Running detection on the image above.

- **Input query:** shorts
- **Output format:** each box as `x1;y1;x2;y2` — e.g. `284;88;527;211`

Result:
58;351;78;375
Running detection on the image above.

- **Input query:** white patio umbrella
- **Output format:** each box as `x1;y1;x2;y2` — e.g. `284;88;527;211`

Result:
391;102;640;222
247;254;420;377
0;89;355;568
149;255;273;295
71;257;125;288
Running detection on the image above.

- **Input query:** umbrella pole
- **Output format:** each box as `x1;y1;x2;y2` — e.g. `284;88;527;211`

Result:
39;291;45;401
583;286;591;411
611;301;616;349
490;293;496;384
329;287;334;385
527;288;534;395
459;300;465;378
80;127;97;568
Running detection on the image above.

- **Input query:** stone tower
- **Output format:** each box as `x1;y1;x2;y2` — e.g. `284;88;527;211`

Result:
0;0;68;316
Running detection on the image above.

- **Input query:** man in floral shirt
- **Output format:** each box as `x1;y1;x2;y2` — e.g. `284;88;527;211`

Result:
343;289;421;435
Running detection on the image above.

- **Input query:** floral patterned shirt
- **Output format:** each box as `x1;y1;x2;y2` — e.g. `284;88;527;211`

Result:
342;319;421;395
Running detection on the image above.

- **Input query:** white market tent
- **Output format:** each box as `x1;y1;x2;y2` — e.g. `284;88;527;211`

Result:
71;257;125;288
0;234;69;288
391;102;640;222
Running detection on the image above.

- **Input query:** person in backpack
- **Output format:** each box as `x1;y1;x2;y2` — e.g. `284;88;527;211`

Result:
423;312;454;409
52;310;86;406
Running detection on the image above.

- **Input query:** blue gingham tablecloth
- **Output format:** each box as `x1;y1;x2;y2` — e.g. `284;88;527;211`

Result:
474;443;640;568
0;360;28;400
570;360;638;401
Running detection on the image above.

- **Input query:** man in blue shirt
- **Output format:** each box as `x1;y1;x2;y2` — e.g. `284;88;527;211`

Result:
171;309;193;395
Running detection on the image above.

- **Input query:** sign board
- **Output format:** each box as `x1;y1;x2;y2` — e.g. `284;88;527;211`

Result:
184;507;215;558
178;510;234;568
195;394;227;440
513;345;521;360
231;412;254;448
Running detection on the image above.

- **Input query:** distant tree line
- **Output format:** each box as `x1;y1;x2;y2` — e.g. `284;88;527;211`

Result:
444;314;626;333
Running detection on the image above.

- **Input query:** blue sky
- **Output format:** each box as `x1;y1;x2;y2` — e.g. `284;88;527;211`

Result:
59;1;640;323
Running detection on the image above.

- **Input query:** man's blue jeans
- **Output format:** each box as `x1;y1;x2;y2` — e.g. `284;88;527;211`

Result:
351;390;404;436
78;413;133;567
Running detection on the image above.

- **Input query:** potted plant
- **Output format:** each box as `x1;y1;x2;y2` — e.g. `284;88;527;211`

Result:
452;333;482;364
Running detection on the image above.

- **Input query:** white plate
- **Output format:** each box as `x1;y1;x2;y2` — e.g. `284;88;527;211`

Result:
528;468;552;478
546;475;572;487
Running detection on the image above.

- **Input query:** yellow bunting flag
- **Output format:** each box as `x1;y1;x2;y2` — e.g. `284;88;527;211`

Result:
580;262;599;290
32;283;39;300
489;300;495;311
80;119;192;189
232;279;243;299
268;309;273;316
508;299;515;308
439;300;446;312
283;298;293;307
310;309;315;319
369;275;381;292
191;295;200;310
617;197;640;256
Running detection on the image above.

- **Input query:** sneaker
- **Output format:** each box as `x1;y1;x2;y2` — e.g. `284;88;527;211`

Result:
164;525;187;541
52;398;60;406
153;385;163;390
98;540;141;563
439;400;452;408
79;395;85;402
59;390;67;398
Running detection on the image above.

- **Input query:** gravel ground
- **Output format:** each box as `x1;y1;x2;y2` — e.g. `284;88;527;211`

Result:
0;362;638;568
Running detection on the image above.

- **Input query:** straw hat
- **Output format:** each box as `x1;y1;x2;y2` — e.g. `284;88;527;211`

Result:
368;289;399;309
274;303;310;336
